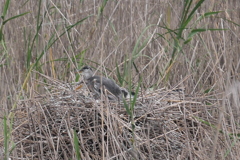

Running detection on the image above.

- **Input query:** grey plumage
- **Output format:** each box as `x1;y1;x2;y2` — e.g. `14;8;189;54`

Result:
79;66;133;100
88;76;122;99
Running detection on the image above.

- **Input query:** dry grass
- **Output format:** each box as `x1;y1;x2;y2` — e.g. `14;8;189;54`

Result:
12;76;218;159
1;0;240;159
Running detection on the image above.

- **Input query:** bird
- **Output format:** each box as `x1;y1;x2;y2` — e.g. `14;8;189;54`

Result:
78;66;134;100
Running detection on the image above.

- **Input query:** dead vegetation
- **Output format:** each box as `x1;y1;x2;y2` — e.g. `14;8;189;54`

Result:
1;0;240;159
11;76;236;159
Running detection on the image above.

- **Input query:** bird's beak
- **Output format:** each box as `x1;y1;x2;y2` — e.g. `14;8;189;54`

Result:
78;69;83;73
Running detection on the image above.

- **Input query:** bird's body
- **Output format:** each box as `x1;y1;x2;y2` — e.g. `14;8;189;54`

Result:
87;75;122;99
79;66;134;100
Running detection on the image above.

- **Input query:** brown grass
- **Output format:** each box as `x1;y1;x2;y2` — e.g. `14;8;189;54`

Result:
12;76;216;159
0;0;240;159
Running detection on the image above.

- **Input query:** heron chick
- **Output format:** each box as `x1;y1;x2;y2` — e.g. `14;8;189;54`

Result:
79;66;134;100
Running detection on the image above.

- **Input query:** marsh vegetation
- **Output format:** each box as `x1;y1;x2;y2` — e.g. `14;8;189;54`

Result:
0;0;240;159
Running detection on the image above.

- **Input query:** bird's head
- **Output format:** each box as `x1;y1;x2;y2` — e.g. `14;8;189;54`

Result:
79;66;94;80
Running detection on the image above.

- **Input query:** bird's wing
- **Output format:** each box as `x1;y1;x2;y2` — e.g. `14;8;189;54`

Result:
88;76;121;97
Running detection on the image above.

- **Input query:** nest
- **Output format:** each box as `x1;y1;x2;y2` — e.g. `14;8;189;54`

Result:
12;79;227;159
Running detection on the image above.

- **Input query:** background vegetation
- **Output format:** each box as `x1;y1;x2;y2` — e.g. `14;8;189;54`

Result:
0;0;240;159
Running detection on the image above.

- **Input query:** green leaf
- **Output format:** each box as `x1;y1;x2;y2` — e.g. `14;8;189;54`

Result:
4;116;9;160
184;28;227;44
66;15;92;30
204;11;223;17
116;64;123;85
130;79;141;111
3;12;30;25
197;11;224;22
186;0;206;24
220;17;240;27
123;98;131;116
33;16;91;70
204;88;214;93
8;143;16;155
132;24;154;58
98;0;108;17
73;130;81;160
2;0;10;20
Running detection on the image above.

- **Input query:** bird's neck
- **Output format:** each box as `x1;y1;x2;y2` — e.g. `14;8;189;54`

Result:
83;72;93;80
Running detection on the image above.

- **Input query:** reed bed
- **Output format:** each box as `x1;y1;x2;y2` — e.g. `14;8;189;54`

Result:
1;0;240;159
12;76;224;159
